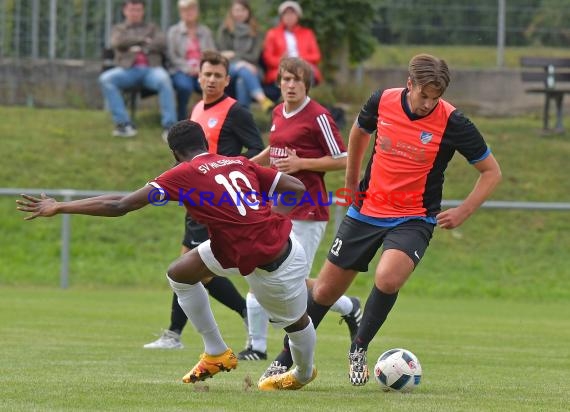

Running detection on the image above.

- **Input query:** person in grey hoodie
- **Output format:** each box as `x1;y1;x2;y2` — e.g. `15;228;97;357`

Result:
217;0;273;110
167;0;216;120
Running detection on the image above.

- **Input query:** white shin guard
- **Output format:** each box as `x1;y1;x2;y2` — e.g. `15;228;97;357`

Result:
246;292;269;353
288;318;316;383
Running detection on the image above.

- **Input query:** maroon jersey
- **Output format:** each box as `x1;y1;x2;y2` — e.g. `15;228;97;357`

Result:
150;153;292;275
269;97;347;221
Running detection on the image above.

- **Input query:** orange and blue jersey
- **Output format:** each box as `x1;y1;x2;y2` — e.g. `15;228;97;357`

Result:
190;94;264;158
191;95;237;155
349;88;490;227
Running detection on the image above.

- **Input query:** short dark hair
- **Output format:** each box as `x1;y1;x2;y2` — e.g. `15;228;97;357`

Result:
199;50;230;75
167;120;209;154
277;57;312;93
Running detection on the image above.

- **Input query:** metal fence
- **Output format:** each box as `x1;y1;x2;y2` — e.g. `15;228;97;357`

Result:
3;187;569;289
1;0;570;62
0;0;270;60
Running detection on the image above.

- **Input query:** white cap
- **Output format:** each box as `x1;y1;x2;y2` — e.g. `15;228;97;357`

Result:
278;1;302;17
178;0;198;7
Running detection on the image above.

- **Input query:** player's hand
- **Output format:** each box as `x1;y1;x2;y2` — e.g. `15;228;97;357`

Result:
16;193;59;220
273;148;303;174
436;207;469;229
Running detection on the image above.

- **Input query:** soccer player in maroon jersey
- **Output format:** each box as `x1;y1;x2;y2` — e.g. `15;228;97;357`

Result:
259;53;502;389
144;50;264;352
251;57;362;374
17;120;318;390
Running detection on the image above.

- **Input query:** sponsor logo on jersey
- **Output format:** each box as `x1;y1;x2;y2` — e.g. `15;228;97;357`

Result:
420;131;433;144
208;118;218;128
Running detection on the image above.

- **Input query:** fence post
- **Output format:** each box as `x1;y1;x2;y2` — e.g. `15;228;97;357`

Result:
105;0;112;49
161;0;170;32
48;0;57;60
0;0;5;58
496;0;506;68
13;0;21;58
60;191;72;289
31;0;39;59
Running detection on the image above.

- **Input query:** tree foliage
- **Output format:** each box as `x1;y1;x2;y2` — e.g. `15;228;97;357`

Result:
293;0;377;64
372;0;570;47
523;0;570;45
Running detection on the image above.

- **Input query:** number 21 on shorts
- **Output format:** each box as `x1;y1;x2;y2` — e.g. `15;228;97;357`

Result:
330;237;342;256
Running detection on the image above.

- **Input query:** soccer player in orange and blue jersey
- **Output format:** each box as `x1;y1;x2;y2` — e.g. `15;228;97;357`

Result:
258;53;502;388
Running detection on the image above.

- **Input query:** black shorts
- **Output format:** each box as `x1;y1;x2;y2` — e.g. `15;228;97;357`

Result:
327;216;435;272
182;213;209;249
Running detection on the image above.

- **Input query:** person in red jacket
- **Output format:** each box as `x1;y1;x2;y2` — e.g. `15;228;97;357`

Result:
262;1;321;99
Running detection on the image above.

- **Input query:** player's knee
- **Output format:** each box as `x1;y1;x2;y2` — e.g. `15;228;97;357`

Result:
311;282;338;306
284;312;309;333
166;263;183;283
166;259;195;284
375;275;403;294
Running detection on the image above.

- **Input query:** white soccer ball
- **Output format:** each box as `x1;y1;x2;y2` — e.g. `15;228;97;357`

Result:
373;348;422;392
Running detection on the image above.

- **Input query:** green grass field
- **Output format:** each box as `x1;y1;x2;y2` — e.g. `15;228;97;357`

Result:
364;45;570;69
1;286;569;411
0;102;569;410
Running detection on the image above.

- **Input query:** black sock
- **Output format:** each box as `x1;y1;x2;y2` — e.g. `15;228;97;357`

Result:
168;292;187;335
204;276;246;318
351;286;398;352
275;290;332;369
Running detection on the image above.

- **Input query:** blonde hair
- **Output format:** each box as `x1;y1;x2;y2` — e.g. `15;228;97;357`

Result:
178;0;198;8
222;0;258;36
408;54;451;93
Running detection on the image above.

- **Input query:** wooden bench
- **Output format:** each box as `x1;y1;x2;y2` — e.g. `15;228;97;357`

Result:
520;57;570;133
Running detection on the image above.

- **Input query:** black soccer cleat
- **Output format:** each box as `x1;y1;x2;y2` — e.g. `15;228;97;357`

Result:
340;296;362;341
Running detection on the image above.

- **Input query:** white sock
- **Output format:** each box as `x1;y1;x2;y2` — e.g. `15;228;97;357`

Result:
167;275;227;355
330;295;353;316
246;292;268;353
289;319;316;383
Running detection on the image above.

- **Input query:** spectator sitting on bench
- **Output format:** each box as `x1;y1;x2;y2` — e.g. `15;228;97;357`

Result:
261;1;322;101
167;0;216;121
216;0;274;111
98;0;176;138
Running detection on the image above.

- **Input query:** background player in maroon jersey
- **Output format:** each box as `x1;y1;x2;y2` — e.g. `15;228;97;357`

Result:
17;120;317;390
251;57;362;374
144;50;264;351
258;53;502;389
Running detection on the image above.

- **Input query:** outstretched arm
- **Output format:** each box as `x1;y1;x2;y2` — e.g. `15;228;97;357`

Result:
17;186;154;220
436;154;502;229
